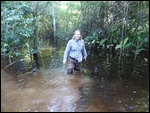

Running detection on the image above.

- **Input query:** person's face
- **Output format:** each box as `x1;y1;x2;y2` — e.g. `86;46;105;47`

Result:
74;31;81;40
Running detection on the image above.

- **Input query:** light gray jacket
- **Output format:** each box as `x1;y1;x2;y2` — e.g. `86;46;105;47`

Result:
63;39;87;63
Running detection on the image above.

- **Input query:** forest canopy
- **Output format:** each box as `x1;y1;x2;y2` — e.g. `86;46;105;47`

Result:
1;1;149;65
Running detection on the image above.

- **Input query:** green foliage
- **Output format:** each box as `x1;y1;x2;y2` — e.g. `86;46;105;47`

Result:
115;37;132;50
1;1;149;62
99;38;108;49
85;30;109;50
133;36;148;55
85;32;99;48
1;1;34;60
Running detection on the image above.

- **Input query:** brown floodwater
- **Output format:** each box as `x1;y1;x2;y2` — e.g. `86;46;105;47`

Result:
1;67;94;112
1;48;149;112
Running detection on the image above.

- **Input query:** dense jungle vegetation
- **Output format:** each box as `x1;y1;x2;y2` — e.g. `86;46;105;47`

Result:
1;1;149;69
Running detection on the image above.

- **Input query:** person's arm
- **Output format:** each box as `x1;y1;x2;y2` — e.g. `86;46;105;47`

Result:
63;40;71;64
82;40;87;61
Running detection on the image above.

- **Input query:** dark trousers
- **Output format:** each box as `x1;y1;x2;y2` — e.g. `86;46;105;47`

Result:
67;57;81;74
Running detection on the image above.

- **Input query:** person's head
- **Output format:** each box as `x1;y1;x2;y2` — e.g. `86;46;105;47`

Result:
73;29;82;40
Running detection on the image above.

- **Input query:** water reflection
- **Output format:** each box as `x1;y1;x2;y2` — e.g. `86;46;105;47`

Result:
1;67;93;112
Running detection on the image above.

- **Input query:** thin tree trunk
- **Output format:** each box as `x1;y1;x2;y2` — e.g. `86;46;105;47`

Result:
32;1;40;69
119;1;128;63
52;1;56;46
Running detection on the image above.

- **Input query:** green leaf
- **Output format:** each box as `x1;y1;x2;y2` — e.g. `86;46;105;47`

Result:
136;48;146;53
91;40;95;44
124;42;132;48
123;37;129;46
144;37;148;42
115;44;122;50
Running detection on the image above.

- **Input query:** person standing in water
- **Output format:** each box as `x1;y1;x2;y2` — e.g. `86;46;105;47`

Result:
63;30;87;75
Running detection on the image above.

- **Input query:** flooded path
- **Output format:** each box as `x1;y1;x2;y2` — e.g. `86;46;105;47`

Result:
1;48;149;112
1;67;93;112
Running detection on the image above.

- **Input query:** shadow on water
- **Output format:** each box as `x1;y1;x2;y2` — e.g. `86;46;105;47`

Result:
1;48;149;112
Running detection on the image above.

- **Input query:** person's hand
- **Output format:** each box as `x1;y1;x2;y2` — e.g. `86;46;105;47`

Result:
63;60;66;64
83;58;87;62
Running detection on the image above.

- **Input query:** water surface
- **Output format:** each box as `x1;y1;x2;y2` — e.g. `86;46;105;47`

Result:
1;48;149;112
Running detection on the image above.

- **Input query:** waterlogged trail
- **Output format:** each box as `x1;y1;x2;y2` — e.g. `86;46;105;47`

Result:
1;48;149;112
1;67;93;112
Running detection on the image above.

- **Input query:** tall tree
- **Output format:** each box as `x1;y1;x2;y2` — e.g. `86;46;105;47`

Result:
32;1;40;68
52;1;56;46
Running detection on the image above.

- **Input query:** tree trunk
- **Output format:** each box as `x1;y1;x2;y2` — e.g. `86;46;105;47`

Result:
52;1;56;46
32;1;40;69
